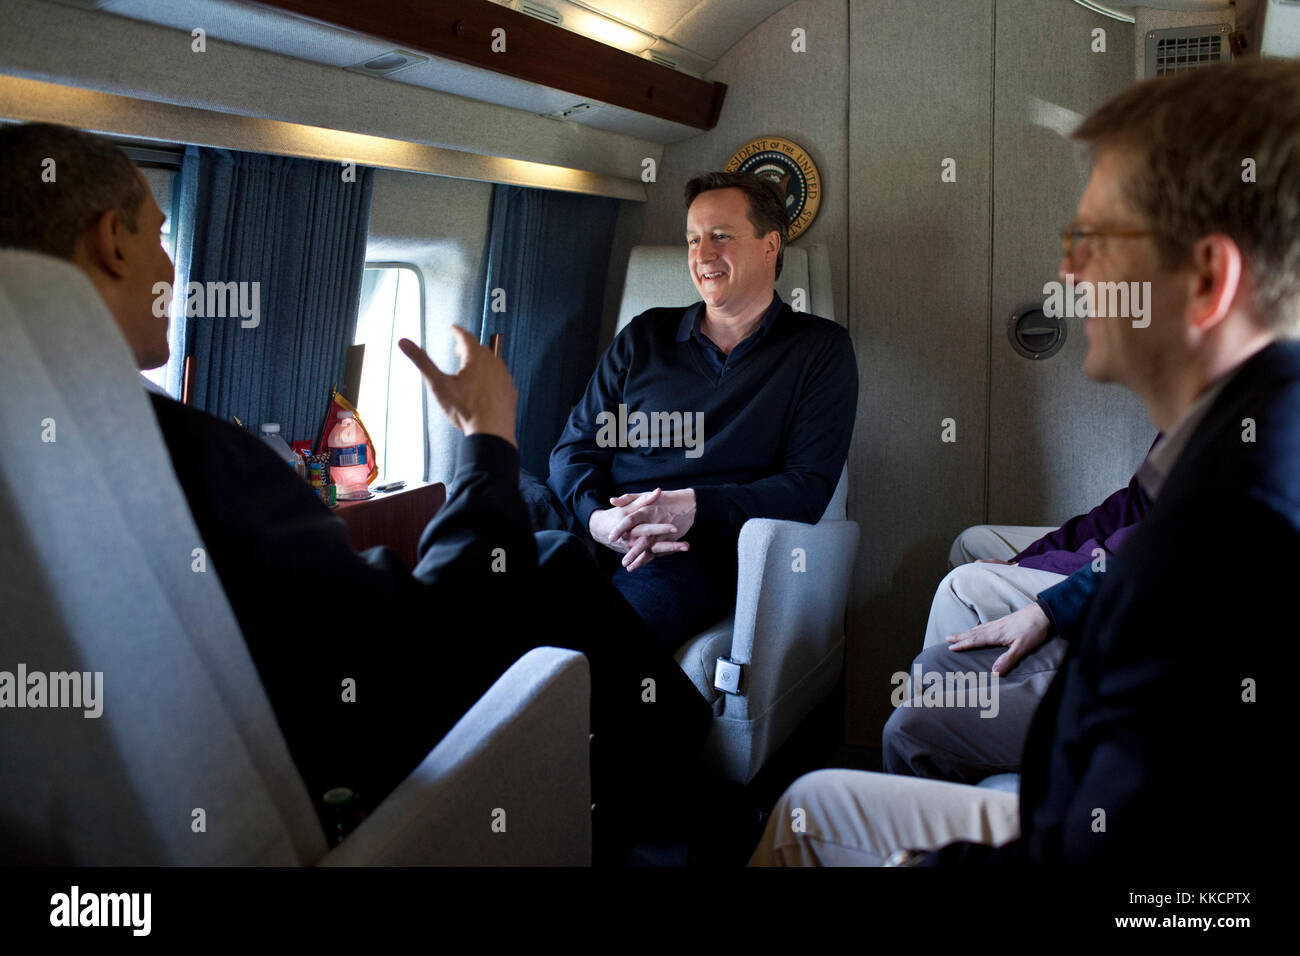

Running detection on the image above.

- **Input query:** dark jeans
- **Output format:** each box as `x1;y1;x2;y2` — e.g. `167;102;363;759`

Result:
529;530;712;764
520;469;737;651
527;531;713;860
595;544;737;652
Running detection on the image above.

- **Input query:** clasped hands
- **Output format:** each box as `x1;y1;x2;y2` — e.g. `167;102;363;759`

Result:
588;488;697;572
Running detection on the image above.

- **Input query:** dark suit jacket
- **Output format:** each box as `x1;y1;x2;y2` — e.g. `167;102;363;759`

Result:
149;393;547;818
932;341;1295;866
148;394;711;835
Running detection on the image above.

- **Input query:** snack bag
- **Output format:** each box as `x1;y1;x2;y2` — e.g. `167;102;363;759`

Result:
314;390;379;487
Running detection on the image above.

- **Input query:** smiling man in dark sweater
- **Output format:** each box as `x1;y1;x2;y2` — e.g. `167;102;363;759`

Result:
544;172;858;650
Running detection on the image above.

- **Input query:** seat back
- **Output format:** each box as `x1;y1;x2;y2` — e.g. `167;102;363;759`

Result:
616;244;837;335
0;251;325;865
821;464;849;522
616;246;854;783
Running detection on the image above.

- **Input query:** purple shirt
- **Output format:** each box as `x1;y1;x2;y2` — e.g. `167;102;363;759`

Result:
1012;438;1156;575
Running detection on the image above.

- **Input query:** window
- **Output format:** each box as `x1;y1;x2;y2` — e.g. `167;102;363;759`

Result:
137;161;181;393
353;264;426;483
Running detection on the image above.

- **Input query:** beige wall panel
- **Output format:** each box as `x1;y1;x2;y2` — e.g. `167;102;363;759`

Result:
987;0;1151;531
845;0;995;744
365;169;494;489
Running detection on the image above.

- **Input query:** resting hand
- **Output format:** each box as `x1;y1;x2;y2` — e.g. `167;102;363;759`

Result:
588;488;695;571
945;602;1050;676
399;329;517;446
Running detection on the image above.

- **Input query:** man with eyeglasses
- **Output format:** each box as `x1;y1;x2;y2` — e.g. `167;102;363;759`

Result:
752;57;1291;868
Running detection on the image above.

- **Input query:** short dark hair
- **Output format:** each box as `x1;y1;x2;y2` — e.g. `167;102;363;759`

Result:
684;171;788;279
1073;58;1300;334
0;122;147;260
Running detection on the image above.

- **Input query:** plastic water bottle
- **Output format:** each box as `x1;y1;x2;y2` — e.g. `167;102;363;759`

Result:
260;423;306;479
327;411;371;500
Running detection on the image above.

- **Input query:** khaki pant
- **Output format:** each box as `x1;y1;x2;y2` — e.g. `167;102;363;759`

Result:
947;524;1055;568
889;528;1068;782
924;559;1066;648
749;770;1019;866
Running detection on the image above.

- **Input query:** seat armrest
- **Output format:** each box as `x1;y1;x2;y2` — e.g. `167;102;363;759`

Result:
726;517;859;717
321;647;591;866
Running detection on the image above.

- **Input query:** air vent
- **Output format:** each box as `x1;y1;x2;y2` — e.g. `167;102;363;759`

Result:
516;1;563;26
642;50;678;70
345;50;430;78
549;102;599;119
1144;24;1231;78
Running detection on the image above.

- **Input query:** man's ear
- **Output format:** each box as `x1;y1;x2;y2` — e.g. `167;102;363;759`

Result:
766;230;780;264
80;209;130;280
1187;233;1243;333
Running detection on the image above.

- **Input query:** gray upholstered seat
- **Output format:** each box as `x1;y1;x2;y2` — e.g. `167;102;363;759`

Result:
977;774;1022;794
618;245;859;783
0;250;591;865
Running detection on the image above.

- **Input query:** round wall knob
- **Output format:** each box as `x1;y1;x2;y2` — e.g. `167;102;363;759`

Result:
1008;306;1066;360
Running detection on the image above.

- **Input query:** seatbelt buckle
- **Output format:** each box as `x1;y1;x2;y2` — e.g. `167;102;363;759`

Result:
713;658;744;696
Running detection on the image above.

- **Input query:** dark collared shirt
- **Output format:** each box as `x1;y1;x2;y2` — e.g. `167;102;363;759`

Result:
547;294;858;543
678;291;785;379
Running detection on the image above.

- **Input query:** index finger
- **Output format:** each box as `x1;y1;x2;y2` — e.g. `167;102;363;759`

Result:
623;523;678;538
448;324;478;368
992;649;1019;676
398;338;446;384
946;627;983;650
607;510;648;542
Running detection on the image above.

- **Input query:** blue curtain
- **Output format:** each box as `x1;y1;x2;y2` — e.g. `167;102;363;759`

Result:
481;185;621;476
175;147;374;444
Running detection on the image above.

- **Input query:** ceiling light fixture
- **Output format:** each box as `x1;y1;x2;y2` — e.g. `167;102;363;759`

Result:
345;49;431;78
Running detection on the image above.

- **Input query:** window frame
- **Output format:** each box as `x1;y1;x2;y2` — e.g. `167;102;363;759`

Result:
358;260;427;482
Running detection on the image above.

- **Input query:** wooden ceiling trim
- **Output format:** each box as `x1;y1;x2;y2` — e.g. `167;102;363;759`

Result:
245;0;727;130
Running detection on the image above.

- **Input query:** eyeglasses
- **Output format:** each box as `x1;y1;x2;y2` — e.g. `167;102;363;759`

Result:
1060;226;1153;267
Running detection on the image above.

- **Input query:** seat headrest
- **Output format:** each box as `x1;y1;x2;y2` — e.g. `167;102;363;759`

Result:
616;243;837;334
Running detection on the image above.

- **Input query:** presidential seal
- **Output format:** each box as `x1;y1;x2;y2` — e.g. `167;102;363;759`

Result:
724;137;822;242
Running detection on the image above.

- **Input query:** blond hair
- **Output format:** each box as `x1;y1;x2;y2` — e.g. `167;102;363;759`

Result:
1073;58;1300;333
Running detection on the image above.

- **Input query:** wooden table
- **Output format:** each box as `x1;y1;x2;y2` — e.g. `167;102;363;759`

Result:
335;481;446;569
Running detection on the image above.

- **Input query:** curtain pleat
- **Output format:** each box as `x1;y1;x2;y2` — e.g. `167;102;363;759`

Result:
481;185;621;476
177;147;374;444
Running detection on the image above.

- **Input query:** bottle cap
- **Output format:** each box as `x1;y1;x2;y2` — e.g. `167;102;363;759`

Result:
260;423;281;434
322;787;354;806
337;411;355;420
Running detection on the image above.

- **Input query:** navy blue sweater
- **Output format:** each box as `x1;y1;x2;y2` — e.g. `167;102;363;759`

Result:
547;295;858;543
